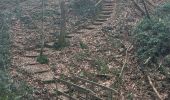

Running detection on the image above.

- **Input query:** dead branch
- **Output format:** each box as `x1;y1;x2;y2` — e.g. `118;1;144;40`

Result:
145;0;155;7
119;46;130;78
147;75;163;100
131;0;145;15
143;57;163;100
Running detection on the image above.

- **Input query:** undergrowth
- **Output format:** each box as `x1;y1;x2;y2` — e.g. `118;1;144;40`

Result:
133;2;170;66
0;11;34;99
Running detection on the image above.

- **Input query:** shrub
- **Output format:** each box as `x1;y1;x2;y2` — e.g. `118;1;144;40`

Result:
0;70;34;100
37;55;49;64
74;51;90;61
79;41;88;49
133;17;170;63
92;58;109;74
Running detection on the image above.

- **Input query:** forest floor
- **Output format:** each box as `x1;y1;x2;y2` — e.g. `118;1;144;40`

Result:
9;0;168;99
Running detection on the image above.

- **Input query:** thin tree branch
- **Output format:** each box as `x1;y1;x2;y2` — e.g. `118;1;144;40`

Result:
147;75;163;100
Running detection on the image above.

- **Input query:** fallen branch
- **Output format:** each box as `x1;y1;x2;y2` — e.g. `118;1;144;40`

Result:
142;57;163;100
145;0;155;7
119;46;130;78
131;0;145;15
147;75;163;100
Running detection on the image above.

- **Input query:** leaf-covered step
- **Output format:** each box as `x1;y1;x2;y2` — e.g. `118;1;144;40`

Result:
92;21;103;25
98;14;110;19
102;7;113;11
100;11;113;15
103;3;114;7
33;71;54;81
20;64;50;74
95;18;108;22
103;0;115;3
84;26;96;30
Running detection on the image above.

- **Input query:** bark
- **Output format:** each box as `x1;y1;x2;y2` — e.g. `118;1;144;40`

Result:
58;0;66;46
40;0;45;56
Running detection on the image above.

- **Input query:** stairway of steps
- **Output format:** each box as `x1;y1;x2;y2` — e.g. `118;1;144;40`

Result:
11;19;55;90
11;0;117;99
45;0;116;46
70;0;115;36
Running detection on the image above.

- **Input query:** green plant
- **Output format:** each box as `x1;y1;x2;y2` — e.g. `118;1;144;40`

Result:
0;70;34;100
74;51;90;61
53;40;69;50
133;17;170;63
92;58;109;74
79;41;88;49
163;54;170;67
37;55;49;64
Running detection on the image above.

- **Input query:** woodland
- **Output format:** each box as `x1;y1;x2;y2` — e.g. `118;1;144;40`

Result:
0;0;170;100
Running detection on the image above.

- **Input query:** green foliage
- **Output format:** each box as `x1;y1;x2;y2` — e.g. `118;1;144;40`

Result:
74;51;90;61
0;70;34;100
0;12;10;70
163;54;170;67
156;2;170;15
79;41;88;49
37;55;49;64
134;17;170;62
0;3;34;100
92;58;109;74
133;2;170;64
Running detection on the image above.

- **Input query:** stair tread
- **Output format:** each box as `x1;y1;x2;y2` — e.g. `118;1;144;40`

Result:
92;22;103;25
33;71;54;81
96;18;108;21
21;64;50;74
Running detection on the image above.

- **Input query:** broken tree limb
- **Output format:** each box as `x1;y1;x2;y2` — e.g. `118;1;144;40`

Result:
145;0;155;7
147;75;163;100
142;57;163;100
131;0;145;15
119;46;130;78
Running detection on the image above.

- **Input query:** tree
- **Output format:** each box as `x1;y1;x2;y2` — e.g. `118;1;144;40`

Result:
55;0;67;48
37;0;49;64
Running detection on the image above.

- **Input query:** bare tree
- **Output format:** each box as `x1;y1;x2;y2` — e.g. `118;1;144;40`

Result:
40;0;45;56
58;0;67;47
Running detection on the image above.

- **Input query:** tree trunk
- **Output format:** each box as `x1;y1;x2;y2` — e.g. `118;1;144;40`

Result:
58;0;66;46
40;0;45;56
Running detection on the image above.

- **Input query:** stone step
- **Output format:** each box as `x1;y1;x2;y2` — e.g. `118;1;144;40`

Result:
92;21;103;25
45;42;54;48
103;4;114;7
95;18;108;22
21;64;50;74
98;14;110;19
100;11;112;15
103;0;115;3
33;71;54;81
76;30;84;34
24;51;39;58
102;8;113;11
84;26;96;30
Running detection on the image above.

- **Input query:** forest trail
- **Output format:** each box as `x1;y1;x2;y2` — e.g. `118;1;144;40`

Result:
10;0;133;99
11;1;123;99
